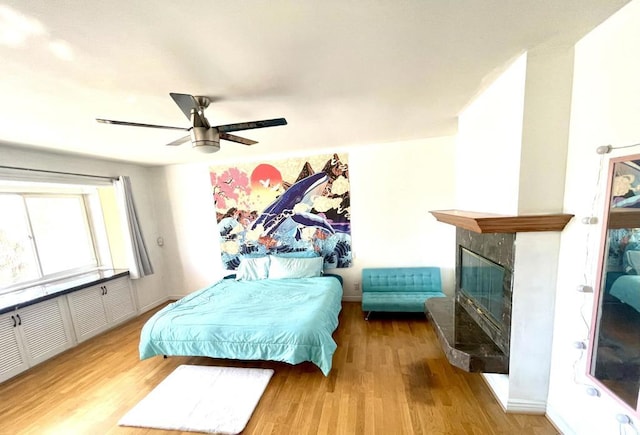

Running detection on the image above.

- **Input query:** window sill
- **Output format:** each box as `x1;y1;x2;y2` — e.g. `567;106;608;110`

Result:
0;269;130;315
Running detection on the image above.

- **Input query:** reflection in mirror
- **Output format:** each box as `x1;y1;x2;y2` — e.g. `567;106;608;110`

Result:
590;155;640;412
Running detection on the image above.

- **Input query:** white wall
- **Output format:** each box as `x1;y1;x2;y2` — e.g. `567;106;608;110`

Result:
159;163;222;298
518;46;574;215
0;144;168;312
548;1;640;433
456;42;575;413
0;134;458;304
155;136;457;299
348;137;457;297
456;53;527;215
457;45;574;215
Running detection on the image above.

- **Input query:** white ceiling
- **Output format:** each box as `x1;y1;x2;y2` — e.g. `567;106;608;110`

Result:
0;1;630;166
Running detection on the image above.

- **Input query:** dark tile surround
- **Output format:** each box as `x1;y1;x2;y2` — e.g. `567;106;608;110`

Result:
456;229;514;355
425;228;514;373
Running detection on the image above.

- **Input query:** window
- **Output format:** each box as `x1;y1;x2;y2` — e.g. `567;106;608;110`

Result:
0;194;40;285
0;185;114;293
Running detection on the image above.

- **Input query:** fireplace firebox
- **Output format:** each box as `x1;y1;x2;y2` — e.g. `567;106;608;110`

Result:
455;229;514;356
458;247;508;351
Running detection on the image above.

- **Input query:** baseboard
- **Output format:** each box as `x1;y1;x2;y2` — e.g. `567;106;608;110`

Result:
342;295;362;302
167;294;185;302
481;374;547;415
545;404;572;434
138;296;173;314
482;373;509;411
504;398;547;415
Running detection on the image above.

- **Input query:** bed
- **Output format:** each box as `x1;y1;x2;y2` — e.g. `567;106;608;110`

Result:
609;275;640;313
139;275;343;375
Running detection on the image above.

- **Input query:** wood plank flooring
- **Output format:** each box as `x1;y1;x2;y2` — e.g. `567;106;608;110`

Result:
0;302;559;434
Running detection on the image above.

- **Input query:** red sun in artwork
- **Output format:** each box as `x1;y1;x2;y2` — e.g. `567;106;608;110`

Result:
251;164;283;191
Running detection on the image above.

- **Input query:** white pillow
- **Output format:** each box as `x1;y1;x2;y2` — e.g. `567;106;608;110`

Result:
236;256;270;281
268;256;323;279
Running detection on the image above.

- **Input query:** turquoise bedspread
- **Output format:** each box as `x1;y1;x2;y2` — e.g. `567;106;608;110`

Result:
139;276;343;375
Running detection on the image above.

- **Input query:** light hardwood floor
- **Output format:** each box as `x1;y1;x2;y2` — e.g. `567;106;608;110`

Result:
0;302;559;434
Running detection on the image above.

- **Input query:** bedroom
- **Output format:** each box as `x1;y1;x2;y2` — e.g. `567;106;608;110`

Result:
1;1;640;433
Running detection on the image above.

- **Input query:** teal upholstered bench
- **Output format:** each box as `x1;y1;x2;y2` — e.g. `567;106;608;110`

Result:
361;267;445;319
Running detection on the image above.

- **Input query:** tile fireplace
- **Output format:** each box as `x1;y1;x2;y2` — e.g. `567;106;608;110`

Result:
426;210;572;375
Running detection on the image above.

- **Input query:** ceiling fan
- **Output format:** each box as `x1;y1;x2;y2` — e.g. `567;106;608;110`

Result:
96;92;287;153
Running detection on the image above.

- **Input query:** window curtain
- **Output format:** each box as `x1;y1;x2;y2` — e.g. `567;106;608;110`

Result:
114;176;154;279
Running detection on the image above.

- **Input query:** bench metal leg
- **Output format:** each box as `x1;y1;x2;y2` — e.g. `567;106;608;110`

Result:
365;311;371;321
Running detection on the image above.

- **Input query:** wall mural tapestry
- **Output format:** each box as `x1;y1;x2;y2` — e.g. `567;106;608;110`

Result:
210;153;351;270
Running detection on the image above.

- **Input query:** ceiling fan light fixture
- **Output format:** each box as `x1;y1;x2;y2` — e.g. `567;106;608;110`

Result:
194;142;221;153
191;126;220;153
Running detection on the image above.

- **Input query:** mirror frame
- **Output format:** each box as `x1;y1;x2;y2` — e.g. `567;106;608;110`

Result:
588;153;640;415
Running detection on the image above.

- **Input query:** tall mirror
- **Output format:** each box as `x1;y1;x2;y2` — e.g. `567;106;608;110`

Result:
590;155;640;412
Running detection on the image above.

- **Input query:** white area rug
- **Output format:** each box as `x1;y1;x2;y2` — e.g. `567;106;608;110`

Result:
119;365;274;434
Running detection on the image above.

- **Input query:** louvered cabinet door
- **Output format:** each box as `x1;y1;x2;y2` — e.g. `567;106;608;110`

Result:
17;298;74;367
0;311;29;383
67;284;109;343
103;277;137;325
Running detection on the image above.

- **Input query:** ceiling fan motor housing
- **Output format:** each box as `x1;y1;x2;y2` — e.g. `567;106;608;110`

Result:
191;126;221;153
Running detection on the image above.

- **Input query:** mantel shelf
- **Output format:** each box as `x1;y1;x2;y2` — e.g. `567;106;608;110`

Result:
429;209;574;233
608;208;640;229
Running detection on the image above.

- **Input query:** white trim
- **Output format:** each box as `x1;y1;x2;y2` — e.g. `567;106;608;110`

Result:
342;295;362;302
481;373;548;415
137;295;173;314
167;293;188;301
504;398;547;414
482;373;510;410
545;404;575;435
0;167;114;186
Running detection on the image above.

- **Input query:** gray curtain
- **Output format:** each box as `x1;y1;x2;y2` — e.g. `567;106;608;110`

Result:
114;176;154;279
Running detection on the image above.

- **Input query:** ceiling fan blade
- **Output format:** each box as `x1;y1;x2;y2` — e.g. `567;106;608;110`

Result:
96;118;188;131
216;118;287;134
220;132;258;146
169;93;198;119
169;92;208;127
166;135;191;147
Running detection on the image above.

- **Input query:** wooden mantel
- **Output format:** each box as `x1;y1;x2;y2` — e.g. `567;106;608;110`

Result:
430;209;574;233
